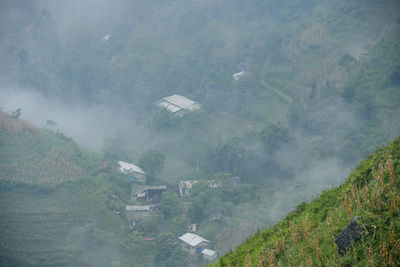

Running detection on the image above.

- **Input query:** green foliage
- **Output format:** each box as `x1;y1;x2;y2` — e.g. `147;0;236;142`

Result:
138;150;166;184
154;233;187;267
159;191;179;219
206;138;244;175
259;124;290;153
211;137;400;266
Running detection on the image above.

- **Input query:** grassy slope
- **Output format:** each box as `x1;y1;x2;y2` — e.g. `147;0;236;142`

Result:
0;111;143;266
0;111;102;184
211;137;400;266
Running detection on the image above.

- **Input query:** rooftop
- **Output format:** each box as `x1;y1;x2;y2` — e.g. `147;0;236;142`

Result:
157;94;201;112
179;180;198;189
118;161;146;175
126;205;155;212
179;233;209;247
201;248;217;257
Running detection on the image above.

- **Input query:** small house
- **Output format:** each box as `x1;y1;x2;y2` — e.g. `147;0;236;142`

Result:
188;223;197;232
201;248;217;262
179;180;198;197
207;180;222;189
118;161;146;183
126;205;155;229
155;94;201;116
209;211;230;222
131;185;167;202
233;71;246;81
178;233;210;257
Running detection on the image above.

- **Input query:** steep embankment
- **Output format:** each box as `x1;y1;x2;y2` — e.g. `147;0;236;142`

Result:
212;137;400;266
0;111;103;184
0;111;138;266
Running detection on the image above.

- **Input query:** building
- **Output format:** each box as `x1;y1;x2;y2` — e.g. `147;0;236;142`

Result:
201;248;217;262
179;180;222;197
233;71;246;81
207;180;222;189
118;161;146;183
131;185;167;202
209;211;230;222
179;180;198;197
178;233;210;257
155;94;201;116
126;205;155;229
188;223;197;232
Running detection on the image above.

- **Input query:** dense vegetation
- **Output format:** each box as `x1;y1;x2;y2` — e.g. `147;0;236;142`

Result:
212;137;400;266
0;0;400;266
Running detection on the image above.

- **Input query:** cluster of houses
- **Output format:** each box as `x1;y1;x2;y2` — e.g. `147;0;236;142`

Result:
117;160;224;262
116;95;225;262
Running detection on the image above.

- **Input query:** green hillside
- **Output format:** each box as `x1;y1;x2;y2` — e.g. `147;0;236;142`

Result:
0;111;102;184
0;112;140;266
211;137;400;266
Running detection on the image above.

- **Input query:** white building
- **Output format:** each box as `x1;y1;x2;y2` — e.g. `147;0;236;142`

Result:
179;233;210;257
155;94;201;116
179;180;198;197
207;180;222;189
102;34;112;42
233;71;246;81
201;248;217;262
118;161;146;182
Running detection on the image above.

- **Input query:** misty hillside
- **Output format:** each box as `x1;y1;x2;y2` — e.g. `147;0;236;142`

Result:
0;111;102;184
0;112;136;266
211;137;400;266
0;0;400;266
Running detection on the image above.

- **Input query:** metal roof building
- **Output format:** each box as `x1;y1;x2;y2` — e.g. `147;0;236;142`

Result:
155;94;201;115
178;233;209;248
126;205;155;212
118;161;146;175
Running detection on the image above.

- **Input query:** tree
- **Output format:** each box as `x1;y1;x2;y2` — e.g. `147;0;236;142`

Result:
159;191;179;219
11;108;22;119
46;119;57;131
259;124;290;153
170;217;190;236
154;233;187;267
138;150;165;184
207;138;245;174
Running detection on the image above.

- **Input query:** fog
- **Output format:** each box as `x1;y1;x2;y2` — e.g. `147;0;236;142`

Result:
1;0;399;266
0;85;151;151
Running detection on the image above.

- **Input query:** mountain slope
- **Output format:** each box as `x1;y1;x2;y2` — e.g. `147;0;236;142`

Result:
0;111;103;184
211;137;400;266
0;112;140;266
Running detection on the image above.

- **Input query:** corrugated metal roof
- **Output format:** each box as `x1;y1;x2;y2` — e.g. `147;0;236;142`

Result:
179;233;209;247
145;185;167;190
126;205;155;212
156;100;183;113
118;161;146;175
162;94;201;111
165;104;182;113
201;248;216;256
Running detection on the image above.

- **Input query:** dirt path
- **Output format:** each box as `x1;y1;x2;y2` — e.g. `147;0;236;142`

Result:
261;59;293;104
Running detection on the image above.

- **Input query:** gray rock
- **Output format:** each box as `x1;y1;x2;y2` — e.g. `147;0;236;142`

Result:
335;216;365;254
